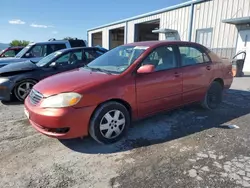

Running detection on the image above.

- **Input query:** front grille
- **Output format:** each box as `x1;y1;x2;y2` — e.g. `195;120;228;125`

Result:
29;89;43;105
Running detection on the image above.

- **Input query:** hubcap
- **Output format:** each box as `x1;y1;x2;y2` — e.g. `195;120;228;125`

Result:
100;110;126;139
17;82;35;100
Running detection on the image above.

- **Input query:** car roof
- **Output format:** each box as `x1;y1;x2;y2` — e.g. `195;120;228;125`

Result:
28;39;86;45
124;40;203;48
7;46;24;49
56;47;102;53
29;40;70;45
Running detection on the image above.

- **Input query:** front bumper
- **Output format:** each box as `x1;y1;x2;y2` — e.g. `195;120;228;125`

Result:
0;79;14;101
24;97;97;139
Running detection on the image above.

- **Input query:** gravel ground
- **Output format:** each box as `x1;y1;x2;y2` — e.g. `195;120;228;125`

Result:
1;77;250;188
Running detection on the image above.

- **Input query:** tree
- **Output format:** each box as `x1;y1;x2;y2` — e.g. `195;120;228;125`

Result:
63;37;76;40
10;40;30;47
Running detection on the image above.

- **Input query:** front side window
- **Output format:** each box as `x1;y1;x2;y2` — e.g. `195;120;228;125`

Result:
28;44;47;57
141;46;177;71
85;45;148;73
179;46;210;66
54;50;82;66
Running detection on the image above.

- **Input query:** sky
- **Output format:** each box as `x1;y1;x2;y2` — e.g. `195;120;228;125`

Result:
0;0;187;43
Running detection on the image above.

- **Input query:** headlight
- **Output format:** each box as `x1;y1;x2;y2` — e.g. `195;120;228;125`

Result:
40;92;82;108
0;78;9;84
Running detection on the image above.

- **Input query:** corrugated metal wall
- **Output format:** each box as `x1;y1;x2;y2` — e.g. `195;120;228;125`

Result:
192;0;250;58
160;6;190;41
88;0;250;58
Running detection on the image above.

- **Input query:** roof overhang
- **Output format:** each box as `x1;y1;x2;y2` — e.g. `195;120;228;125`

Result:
222;17;250;25
152;28;178;33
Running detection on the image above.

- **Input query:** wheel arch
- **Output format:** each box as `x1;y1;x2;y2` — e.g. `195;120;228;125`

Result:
213;78;224;88
90;98;133;122
11;78;38;98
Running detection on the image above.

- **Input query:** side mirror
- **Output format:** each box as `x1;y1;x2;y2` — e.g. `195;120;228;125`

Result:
49;62;57;68
25;53;30;57
137;64;155;74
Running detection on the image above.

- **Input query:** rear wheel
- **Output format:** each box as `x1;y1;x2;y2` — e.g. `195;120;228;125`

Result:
89;102;130;144
201;81;223;110
14;79;37;102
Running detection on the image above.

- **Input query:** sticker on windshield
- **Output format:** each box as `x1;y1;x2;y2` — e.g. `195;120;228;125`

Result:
134;46;149;50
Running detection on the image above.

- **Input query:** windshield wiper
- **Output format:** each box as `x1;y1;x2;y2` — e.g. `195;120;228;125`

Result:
84;65;112;75
30;60;36;63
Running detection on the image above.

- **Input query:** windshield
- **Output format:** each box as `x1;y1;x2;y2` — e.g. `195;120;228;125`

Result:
36;51;63;67
84;45;148;74
15;44;32;58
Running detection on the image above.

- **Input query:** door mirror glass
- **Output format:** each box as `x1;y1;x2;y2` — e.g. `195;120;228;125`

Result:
25;53;30;57
137;64;155;74
49;62;57;67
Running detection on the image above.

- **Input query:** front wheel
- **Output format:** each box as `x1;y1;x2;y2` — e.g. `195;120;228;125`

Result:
89;102;130;144
201;81;223;110
14;80;37;102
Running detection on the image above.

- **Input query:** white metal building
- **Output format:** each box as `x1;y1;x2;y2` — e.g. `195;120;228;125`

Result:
87;0;250;72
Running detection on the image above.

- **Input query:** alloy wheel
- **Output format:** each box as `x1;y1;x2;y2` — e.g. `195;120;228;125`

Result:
99;110;126;139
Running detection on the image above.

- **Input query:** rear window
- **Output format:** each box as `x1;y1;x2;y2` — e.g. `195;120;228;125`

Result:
69;40;86;47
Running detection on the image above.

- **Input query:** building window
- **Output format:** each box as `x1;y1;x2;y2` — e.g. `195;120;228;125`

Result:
196;28;213;48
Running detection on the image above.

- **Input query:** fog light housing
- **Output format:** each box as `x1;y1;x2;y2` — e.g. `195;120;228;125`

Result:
55;128;70;133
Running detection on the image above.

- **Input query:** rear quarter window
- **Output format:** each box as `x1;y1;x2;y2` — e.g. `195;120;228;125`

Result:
69;40;86;47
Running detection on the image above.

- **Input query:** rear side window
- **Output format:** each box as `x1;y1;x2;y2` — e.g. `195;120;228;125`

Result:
179;46;210;66
84;49;104;61
46;44;66;55
15;48;23;55
69;40;86;47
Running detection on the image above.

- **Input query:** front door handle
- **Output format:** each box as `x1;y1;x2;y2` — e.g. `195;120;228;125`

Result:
206;65;211;70
174;72;180;77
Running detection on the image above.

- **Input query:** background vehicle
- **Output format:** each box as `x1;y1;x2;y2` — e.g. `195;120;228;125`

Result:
0;38;88;68
24;41;233;144
0;47;107;102
0;46;24;58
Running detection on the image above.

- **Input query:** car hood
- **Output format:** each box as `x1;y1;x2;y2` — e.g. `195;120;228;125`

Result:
0;61;37;74
0;57;27;65
33;68;117;97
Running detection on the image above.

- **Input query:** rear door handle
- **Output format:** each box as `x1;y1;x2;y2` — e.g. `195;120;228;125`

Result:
206;65;211;70
174;72;180;77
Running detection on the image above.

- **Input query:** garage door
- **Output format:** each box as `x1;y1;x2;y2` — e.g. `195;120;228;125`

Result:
236;30;250;72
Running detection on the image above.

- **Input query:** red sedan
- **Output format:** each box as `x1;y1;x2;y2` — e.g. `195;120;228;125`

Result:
24;41;233;144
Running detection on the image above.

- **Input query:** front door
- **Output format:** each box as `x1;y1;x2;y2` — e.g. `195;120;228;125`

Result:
135;45;182;117
178;44;214;104
236;30;250;72
40;50;84;79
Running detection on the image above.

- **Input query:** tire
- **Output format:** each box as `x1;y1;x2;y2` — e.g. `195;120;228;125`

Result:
201;81;223;110
89;101;130;144
14;79;37;102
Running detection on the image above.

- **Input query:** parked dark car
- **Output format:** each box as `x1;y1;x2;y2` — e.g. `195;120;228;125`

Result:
0;47;107;102
0;46;24;58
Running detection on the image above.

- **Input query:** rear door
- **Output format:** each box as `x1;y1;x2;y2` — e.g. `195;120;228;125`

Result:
178;44;214;104
135;45;182;117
